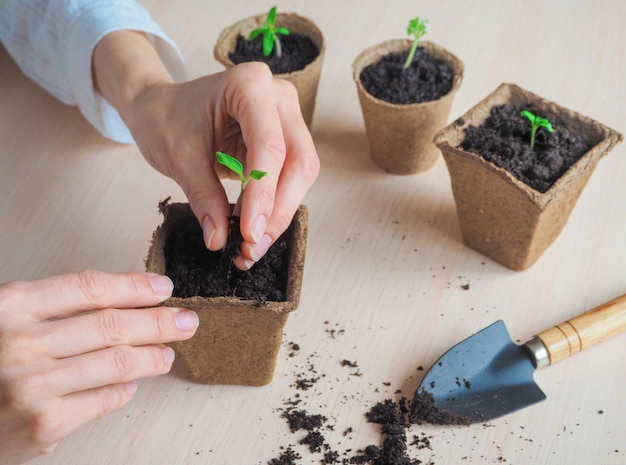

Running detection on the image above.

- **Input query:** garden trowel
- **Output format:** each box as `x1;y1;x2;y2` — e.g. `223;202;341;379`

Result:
415;293;626;424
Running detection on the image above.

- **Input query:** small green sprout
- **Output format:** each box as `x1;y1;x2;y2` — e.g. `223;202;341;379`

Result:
248;6;290;58
216;151;267;191
521;110;554;148
403;17;428;70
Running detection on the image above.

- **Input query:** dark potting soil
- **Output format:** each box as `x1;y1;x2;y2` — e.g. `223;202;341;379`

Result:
459;103;594;193
229;33;319;74
359;47;454;105
408;390;471;427
163;213;289;302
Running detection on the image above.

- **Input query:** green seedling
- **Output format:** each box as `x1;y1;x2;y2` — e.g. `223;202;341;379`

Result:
216;151;267;192
403;17;428;70
248;6;290;58
521;110;554;148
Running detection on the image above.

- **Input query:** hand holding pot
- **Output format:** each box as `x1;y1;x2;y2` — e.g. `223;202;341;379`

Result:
93;31;320;270
0;271;198;465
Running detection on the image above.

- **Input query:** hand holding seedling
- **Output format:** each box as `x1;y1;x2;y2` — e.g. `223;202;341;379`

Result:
403;17;428;70
521;110;554;148
249;6;290;58
216;151;268;192
93;31;318;271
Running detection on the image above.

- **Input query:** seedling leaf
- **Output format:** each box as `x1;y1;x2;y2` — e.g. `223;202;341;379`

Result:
249;28;262;41
263;33;274;57
216;151;243;176
249;169;269;181
267;5;277;24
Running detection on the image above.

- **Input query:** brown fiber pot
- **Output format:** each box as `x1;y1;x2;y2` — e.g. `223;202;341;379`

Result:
145;202;308;385
352;40;464;175
214;12;325;128
434;83;623;271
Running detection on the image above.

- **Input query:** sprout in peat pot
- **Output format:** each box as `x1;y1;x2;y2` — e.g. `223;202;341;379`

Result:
248;6;290;58
403;16;429;70
521;110;554;148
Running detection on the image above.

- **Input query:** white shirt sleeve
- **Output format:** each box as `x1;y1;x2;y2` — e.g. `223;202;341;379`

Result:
0;0;187;144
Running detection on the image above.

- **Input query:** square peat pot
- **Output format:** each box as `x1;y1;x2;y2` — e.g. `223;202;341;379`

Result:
146;202;308;385
434;83;622;270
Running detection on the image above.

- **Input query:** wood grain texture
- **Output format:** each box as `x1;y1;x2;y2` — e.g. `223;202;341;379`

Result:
1;1;625;464
537;294;626;364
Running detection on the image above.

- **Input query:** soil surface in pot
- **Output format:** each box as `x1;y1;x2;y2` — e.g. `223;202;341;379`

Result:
163;214;289;302
360;47;454;104
229;34;319;74
459;103;594;193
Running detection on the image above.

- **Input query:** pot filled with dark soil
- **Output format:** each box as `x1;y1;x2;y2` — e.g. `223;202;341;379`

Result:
145;200;308;385
214;8;325;127
352;39;463;174
434;83;623;270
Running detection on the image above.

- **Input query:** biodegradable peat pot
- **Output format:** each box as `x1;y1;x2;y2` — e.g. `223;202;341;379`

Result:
434;83;623;270
146;202;308;385
214;11;325;127
352;40;464;174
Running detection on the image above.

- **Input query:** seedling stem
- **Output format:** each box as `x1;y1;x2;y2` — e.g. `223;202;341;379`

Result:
403;17;428;70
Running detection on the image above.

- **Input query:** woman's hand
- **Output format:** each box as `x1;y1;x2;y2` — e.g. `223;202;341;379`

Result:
0;271;198;464
93;31;320;270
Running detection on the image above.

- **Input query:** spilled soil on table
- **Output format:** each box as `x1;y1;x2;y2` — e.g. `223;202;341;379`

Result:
265;327;472;465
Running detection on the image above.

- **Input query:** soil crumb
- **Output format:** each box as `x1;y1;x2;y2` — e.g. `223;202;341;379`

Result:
268;447;301;465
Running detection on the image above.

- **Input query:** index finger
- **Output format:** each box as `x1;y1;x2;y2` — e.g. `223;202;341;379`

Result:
3;270;174;322
222;62;286;244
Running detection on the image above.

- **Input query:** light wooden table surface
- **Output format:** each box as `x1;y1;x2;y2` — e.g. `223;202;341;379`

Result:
2;1;625;464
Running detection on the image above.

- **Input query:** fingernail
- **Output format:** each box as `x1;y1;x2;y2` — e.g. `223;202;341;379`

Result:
175;310;199;331
162;346;175;364
250;234;273;262
202;215;216;249
242;259;255;270
251;215;267;244
149;275;174;298
125;380;137;395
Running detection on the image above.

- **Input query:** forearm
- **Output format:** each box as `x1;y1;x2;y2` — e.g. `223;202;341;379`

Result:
92;30;174;123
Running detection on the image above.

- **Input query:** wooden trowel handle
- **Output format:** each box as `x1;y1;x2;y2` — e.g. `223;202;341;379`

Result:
535;294;626;366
